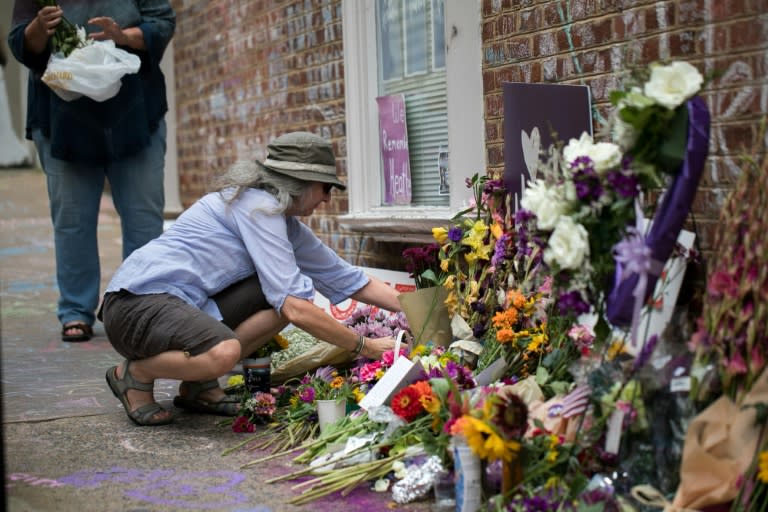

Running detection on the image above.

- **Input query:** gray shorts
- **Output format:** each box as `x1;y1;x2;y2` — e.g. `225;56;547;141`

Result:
101;274;271;360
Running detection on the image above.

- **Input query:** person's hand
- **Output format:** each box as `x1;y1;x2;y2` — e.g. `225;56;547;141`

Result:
361;336;397;359
88;17;128;46
24;5;62;54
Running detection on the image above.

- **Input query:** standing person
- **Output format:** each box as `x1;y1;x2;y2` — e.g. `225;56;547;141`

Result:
7;1;175;342
100;132;402;426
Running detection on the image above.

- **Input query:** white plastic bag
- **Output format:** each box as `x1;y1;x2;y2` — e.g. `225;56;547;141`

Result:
42;40;141;102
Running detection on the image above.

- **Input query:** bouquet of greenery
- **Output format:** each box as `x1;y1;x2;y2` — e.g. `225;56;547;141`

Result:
35;0;89;57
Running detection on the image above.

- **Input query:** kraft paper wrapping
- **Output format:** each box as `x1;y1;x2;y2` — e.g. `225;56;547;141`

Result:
397;286;452;347
672;369;768;510
271;342;353;384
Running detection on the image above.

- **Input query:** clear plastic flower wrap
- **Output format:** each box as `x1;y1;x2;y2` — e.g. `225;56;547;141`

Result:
391;455;446;504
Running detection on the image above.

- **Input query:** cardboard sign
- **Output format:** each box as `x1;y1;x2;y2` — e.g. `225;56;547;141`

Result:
377;94;412;205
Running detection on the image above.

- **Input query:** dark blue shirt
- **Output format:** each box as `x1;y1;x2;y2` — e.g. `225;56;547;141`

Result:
8;0;175;164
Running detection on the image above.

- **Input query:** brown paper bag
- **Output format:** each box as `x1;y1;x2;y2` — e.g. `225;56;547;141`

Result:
397;286;452;346
672;369;768;510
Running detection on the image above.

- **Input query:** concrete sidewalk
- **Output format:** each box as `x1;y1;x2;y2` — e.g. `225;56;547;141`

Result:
0;168;431;512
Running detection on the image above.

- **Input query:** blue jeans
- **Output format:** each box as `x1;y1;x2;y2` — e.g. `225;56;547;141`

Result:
33;121;166;327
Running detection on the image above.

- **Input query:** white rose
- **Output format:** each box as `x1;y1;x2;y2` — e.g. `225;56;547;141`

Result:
543;216;589;270
563;132;622;173
520;179;569;230
644;61;704;110
562;132;593;165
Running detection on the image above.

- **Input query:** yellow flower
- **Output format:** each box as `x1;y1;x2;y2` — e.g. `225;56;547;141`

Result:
440;258;450;272
461;416;521;463
411;344;428;357
352;387;366;403
544;476;560;489
289;395;299;407
375;368;385;379
226;374;244;387
273;333;290;349
758;450;768;483
606;340;627;360
526;333;546;352
546;449;558;463
330;376;345;389
444;275;456;290
432;227;449;243
490;221;503;240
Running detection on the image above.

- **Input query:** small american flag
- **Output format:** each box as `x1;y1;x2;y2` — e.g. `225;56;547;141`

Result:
562;384;591;418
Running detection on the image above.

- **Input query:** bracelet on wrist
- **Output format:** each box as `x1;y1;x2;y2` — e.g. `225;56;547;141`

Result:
353;335;366;356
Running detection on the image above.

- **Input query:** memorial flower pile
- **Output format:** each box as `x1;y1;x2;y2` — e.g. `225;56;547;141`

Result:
220;60;730;510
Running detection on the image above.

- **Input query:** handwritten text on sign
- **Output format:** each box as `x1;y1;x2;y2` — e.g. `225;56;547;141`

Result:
377;94;412;205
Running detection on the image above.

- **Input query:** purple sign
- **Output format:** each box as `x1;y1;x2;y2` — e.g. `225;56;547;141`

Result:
503;83;593;208
377;94;412;205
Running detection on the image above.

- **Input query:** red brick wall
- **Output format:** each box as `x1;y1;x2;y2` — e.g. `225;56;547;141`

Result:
171;0;767;266
481;0;768;258
170;0;385;264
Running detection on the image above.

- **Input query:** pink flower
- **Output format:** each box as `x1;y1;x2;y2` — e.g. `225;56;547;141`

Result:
724;351;748;376
300;386;316;403
568;324;595;354
381;348;408;367
538;276;553;295
707;270;739;298
232;416;256;433
749;345;764;374
359;361;382;383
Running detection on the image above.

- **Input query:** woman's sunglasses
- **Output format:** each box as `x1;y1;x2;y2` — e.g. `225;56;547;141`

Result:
322;183;334;194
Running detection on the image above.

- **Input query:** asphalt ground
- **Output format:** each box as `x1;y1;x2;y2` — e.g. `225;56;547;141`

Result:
0;167;432;512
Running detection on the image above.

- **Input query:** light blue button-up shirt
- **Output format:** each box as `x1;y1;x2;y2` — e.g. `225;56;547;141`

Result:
106;188;368;320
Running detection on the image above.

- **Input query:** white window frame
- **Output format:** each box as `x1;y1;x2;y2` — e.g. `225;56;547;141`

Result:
341;0;485;242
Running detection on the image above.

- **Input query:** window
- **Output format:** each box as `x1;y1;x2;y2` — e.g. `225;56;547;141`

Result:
341;0;484;242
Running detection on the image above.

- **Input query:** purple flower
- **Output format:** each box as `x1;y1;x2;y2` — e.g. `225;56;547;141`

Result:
313;365;335;383
606;170;639;198
491;233;512;266
299;386;315;403
558;290;590;316
572;166;604;202
448;226;463;242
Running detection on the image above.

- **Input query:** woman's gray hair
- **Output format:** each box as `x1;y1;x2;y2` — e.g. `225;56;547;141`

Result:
211;160;310;214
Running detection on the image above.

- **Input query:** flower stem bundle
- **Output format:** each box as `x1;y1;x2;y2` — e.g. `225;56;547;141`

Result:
35;0;86;57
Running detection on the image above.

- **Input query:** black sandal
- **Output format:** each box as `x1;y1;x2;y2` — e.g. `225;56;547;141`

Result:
62;321;93;342
173;380;240;416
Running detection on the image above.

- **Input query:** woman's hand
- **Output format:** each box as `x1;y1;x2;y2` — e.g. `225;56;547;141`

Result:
24;5;62;54
87;17;123;43
361;336;397;359
87;17;145;50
